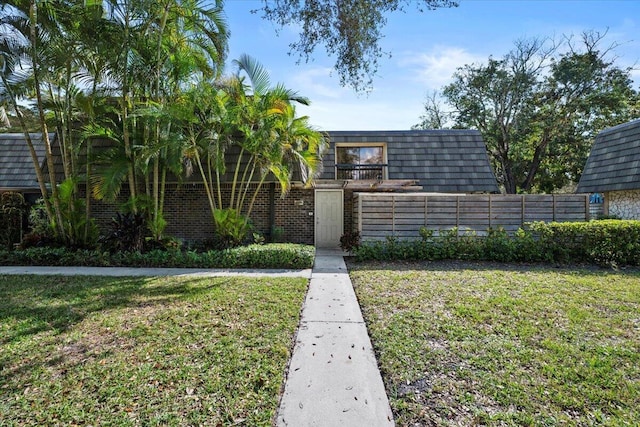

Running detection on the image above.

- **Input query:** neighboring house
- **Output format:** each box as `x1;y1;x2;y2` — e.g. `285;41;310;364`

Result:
0;130;499;246
0;133;52;203
576;119;640;219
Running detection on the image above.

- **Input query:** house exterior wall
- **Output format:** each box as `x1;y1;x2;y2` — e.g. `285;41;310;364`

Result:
91;183;315;245
605;190;640;219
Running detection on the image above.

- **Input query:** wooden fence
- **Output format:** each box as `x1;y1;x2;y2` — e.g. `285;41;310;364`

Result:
353;193;590;240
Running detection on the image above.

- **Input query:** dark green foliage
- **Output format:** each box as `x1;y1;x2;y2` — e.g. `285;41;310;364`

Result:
354;220;640;267
340;230;361;252
0;244;315;269
100;212;148;253
0;192;27;250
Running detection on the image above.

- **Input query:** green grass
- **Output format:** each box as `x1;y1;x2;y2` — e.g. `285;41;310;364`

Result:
0;274;308;426
348;261;640;426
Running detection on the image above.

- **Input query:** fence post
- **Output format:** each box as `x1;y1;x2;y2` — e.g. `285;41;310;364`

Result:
585;194;590;221
522;196;526;225
553;194;556;222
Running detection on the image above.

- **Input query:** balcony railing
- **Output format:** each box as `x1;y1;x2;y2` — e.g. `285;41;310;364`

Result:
336;163;387;180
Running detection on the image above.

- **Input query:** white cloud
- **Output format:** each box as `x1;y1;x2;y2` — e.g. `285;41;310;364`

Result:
399;46;487;89
298;97;424;131
288;67;348;99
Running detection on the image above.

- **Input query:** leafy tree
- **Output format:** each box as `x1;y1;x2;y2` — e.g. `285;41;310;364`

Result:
438;32;639;193
259;0;457;91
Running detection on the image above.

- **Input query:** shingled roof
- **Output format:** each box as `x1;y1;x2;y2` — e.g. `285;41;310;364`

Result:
0;133;51;192
321;130;500;193
576;119;640;193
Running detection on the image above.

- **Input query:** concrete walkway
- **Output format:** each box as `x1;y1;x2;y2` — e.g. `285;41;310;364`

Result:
276;249;394;426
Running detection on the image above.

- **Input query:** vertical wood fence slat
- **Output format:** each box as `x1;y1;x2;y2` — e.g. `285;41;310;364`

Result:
488;194;492;229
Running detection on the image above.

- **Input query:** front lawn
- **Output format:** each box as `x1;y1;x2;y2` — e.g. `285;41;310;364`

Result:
348;261;640;426
0;274;308;426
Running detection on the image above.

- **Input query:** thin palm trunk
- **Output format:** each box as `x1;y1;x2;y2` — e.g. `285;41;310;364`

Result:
229;147;244;209
29;0;66;241
2;73;55;223
246;174;267;218
194;149;217;219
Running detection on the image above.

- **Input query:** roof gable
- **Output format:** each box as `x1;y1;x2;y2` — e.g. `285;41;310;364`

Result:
576;119;640;193
322;130;500;193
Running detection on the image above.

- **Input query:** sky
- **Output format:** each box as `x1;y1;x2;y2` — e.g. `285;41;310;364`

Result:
222;0;640;131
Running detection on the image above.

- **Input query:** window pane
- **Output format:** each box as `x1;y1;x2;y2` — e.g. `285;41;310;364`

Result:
360;147;383;164
336;147;359;164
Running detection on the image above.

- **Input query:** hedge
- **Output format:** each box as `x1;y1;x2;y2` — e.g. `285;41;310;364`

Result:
353;220;640;267
0;244;315;270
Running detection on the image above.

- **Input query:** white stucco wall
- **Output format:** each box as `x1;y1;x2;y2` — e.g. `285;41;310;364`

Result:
607;189;640;219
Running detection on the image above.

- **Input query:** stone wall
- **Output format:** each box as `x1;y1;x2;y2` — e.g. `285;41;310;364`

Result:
607;189;640;219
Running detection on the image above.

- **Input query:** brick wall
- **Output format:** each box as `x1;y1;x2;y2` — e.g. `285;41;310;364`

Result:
90;183;315;245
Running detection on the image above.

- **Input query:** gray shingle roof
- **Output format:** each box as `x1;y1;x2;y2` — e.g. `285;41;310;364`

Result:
0;133;50;192
322;130;500;193
576;119;640;193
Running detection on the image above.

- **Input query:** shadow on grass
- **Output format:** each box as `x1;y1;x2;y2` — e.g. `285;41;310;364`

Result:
0;275;227;346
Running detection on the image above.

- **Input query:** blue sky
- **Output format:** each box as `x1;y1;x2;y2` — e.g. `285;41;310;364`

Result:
222;0;640;131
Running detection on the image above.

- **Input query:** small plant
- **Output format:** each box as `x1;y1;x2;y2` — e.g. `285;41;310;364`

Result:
340;230;361;253
100;212;148;253
213;208;251;248
253;232;266;245
270;226;285;243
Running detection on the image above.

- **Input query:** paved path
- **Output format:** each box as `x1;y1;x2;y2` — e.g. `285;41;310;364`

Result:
276;249;395;426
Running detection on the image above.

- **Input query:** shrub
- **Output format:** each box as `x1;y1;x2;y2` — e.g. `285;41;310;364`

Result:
0;243;315;269
353;220;640;267
213;208;251;248
0;192;27;250
99;212;147;253
339;231;361;253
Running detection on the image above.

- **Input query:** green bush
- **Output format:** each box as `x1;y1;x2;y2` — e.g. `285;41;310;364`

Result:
0;244;315;269
354;220;640;267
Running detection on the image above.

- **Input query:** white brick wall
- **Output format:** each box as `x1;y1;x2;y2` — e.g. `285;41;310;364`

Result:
608;189;640;219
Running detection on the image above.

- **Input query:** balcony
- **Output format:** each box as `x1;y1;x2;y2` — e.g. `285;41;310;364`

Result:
336;163;387;180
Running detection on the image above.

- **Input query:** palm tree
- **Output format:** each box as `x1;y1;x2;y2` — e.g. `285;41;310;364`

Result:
91;0;228;240
184;55;326;244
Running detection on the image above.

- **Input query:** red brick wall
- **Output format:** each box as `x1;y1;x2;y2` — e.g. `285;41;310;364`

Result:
90;183;315;245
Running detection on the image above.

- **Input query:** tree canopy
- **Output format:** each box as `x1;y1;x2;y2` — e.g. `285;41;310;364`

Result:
415;32;640;194
1;0;325;248
259;0;457;91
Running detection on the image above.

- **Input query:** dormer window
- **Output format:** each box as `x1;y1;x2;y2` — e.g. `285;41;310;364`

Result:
335;143;387;180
